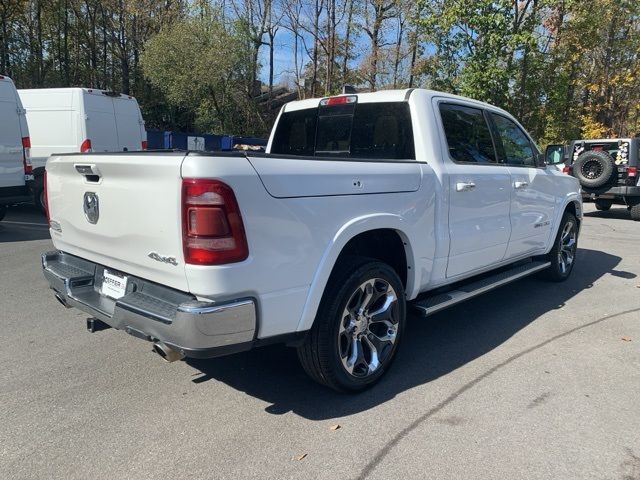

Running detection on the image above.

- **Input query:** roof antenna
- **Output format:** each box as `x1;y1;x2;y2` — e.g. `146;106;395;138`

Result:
342;85;357;94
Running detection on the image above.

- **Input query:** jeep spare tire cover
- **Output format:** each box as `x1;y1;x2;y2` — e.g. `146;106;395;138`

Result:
573;150;615;188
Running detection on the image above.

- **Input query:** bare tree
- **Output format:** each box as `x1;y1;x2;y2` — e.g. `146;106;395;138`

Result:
230;0;271;96
362;0;395;90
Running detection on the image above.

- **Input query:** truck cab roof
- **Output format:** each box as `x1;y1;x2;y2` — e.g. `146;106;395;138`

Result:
282;88;513;118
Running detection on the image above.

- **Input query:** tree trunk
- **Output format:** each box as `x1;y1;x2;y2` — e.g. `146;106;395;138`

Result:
392;16;404;89
342;0;354;85
311;0;321;97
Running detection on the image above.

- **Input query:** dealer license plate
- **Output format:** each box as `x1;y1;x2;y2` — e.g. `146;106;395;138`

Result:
101;269;128;299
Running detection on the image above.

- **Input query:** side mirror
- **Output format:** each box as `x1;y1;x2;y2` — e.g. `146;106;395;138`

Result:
535;153;546;167
545;144;565;165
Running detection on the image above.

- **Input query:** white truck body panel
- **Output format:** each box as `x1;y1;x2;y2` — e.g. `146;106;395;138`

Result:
0;76;29;190
44;88;582;344
18;88;146;170
249;155;421;197
46;152;186;291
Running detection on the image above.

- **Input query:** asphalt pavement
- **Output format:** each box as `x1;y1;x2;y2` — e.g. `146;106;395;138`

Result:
1;203;639;480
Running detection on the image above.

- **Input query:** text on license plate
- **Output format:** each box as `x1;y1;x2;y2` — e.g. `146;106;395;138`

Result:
101;269;128;299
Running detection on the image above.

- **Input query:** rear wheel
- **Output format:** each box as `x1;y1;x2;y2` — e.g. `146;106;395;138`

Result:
0;205;6;222
297;257;406;392
542;212;578;282
595;199;612;211
630;203;640;221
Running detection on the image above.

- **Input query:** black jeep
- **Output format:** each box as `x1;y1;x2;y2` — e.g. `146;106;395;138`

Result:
546;138;640;220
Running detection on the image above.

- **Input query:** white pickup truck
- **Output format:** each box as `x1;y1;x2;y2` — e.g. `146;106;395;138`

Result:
42;89;582;392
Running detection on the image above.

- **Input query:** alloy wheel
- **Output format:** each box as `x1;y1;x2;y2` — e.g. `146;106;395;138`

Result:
558;221;577;274
338;278;400;378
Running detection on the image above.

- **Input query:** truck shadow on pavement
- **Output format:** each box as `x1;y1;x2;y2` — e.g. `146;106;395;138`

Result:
187;248;627;419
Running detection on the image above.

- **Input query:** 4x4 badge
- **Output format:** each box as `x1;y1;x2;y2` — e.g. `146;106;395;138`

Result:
83;192;99;224
148;252;178;266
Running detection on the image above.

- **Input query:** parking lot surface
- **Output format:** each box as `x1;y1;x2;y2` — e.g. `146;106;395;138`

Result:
1;203;639;480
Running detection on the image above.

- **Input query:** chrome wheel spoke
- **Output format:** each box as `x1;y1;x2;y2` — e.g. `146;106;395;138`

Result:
563;237;576;251
343;337;367;375
366;328;395;357
368;292;397;324
362;335;380;374
564;250;574;265
357;282;375;315
347;287;365;318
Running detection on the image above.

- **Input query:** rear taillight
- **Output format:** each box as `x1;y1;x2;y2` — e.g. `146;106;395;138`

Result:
562;165;571;174
628;166;637;177
43;169;50;225
80;139;92;152
22;136;32;174
141;140;148;150
182;179;248;265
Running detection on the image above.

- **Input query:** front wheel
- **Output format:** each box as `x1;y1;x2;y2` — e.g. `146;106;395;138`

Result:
541;212;578;282
595;199;612;211
297;257;406;392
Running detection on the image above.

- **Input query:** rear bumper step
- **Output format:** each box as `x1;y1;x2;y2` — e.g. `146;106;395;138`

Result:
412;260;550;316
41;250;257;359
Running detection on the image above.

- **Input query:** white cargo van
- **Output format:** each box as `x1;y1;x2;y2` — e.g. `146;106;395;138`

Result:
18;88;146;211
0;75;32;221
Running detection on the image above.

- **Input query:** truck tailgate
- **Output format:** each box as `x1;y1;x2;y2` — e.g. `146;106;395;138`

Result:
46;152;189;292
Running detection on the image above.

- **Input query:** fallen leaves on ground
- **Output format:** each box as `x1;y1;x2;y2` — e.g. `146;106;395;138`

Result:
295;453;307;461
621;337;632;342
329;424;341;431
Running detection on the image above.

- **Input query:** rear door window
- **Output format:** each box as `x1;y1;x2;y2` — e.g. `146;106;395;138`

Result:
439;103;498;164
271;101;415;160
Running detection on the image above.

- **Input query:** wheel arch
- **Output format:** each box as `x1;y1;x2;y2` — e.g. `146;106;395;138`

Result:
295;215;417;333
547;197;582;254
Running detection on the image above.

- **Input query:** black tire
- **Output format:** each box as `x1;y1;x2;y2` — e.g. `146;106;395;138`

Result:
32;175;46;214
541;212;578;282
595;199;612;211
630;203;640;221
0;205;6;222
573;151;615;188
297;256;406;392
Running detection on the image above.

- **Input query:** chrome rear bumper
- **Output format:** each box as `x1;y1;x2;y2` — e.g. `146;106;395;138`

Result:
42;250;257;358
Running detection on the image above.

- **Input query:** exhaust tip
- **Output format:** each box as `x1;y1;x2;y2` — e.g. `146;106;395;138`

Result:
153;342;184;363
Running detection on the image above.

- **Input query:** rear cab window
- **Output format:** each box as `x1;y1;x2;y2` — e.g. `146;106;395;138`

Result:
271;100;415;160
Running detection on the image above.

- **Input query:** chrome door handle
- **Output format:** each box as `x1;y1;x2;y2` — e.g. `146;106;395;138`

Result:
456;181;476;192
514;181;529;189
